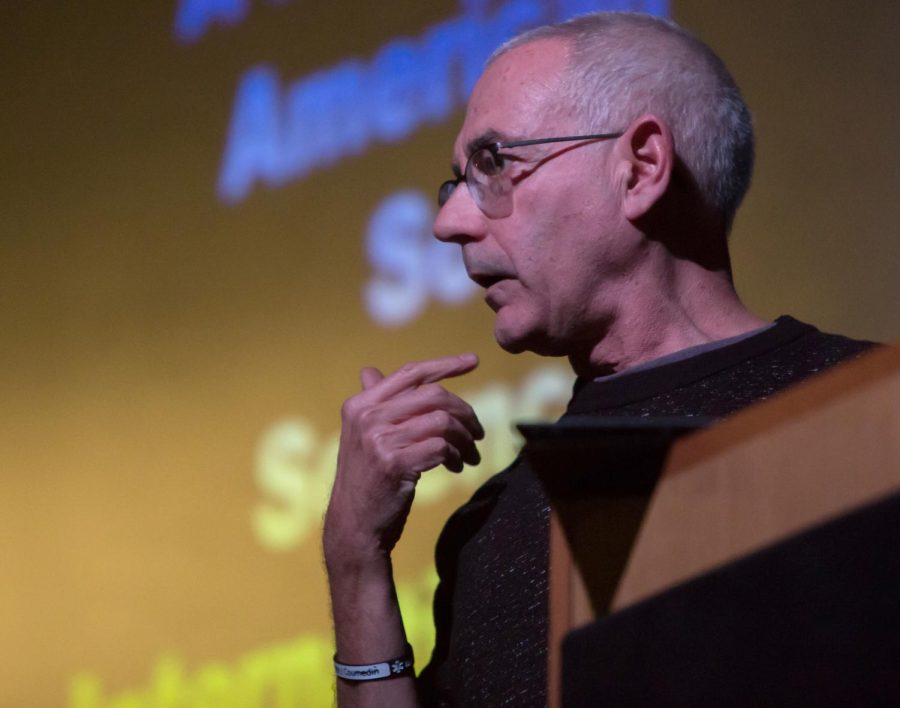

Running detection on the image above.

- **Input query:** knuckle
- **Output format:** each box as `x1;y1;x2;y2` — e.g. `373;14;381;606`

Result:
342;396;379;427
358;405;378;426
380;446;394;465
382;449;402;473
436;439;452;457
340;396;360;420
432;409;452;428
398;362;418;377
369;429;389;455
419;383;443;399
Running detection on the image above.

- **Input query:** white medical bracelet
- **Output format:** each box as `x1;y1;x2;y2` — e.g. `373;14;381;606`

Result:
334;643;415;682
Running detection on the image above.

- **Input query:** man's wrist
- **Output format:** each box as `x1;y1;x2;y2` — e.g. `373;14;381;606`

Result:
334;643;415;682
324;538;393;578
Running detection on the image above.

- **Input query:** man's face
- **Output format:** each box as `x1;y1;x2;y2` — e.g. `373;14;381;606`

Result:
433;39;643;357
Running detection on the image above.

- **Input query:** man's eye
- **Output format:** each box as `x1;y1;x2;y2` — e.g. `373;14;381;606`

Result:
472;149;504;176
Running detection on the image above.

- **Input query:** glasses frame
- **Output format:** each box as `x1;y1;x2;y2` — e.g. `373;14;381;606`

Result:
438;132;623;215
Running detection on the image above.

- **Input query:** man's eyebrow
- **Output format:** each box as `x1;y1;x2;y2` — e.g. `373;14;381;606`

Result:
451;129;510;175
465;129;505;158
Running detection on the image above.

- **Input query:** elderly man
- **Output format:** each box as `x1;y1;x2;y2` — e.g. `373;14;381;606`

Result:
324;12;872;707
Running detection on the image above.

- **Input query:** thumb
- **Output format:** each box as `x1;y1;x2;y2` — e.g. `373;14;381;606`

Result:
360;366;385;390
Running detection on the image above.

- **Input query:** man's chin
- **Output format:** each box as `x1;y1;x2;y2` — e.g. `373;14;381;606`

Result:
494;321;562;357
496;336;528;354
493;319;528;353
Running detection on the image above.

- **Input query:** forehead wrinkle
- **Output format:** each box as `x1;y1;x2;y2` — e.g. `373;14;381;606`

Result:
452;39;571;172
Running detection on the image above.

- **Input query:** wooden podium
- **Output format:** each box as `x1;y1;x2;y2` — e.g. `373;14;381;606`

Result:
522;344;899;706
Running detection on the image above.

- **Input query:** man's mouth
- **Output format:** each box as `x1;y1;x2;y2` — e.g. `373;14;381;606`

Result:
467;273;515;312
468;273;511;289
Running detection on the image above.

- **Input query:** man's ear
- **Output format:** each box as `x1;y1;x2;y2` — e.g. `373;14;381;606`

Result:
618;115;674;221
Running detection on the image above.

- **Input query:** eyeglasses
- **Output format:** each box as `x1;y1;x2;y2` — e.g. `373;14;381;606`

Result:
437;132;623;218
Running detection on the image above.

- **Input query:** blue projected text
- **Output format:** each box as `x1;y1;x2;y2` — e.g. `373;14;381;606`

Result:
365;191;477;326
174;0;294;44
217;0;668;204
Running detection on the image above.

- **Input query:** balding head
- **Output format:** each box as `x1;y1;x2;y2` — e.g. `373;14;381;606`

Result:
492;12;754;230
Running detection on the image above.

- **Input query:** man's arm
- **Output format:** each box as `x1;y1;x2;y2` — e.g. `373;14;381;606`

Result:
323;354;483;707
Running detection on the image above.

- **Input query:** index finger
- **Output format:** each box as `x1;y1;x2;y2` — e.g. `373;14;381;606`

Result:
369;353;479;400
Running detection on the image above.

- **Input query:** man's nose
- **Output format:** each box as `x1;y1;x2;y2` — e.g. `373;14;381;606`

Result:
433;184;487;245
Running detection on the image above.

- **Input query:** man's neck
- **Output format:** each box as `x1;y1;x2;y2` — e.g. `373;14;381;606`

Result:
567;259;768;379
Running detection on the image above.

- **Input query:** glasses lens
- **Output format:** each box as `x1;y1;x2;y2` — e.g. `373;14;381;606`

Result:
466;147;512;217
469;148;503;177
438;180;457;207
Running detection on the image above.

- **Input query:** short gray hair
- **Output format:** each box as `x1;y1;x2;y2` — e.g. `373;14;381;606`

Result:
492;12;755;226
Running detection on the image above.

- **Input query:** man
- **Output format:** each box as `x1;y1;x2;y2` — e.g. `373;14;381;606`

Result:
323;12;872;707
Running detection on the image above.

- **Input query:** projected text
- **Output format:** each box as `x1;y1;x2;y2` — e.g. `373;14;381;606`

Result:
365;191;476;326
217;0;668;203
174;0;296;43
252;364;574;552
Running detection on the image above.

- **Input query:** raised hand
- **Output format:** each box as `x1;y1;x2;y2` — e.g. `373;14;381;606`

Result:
324;353;483;564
